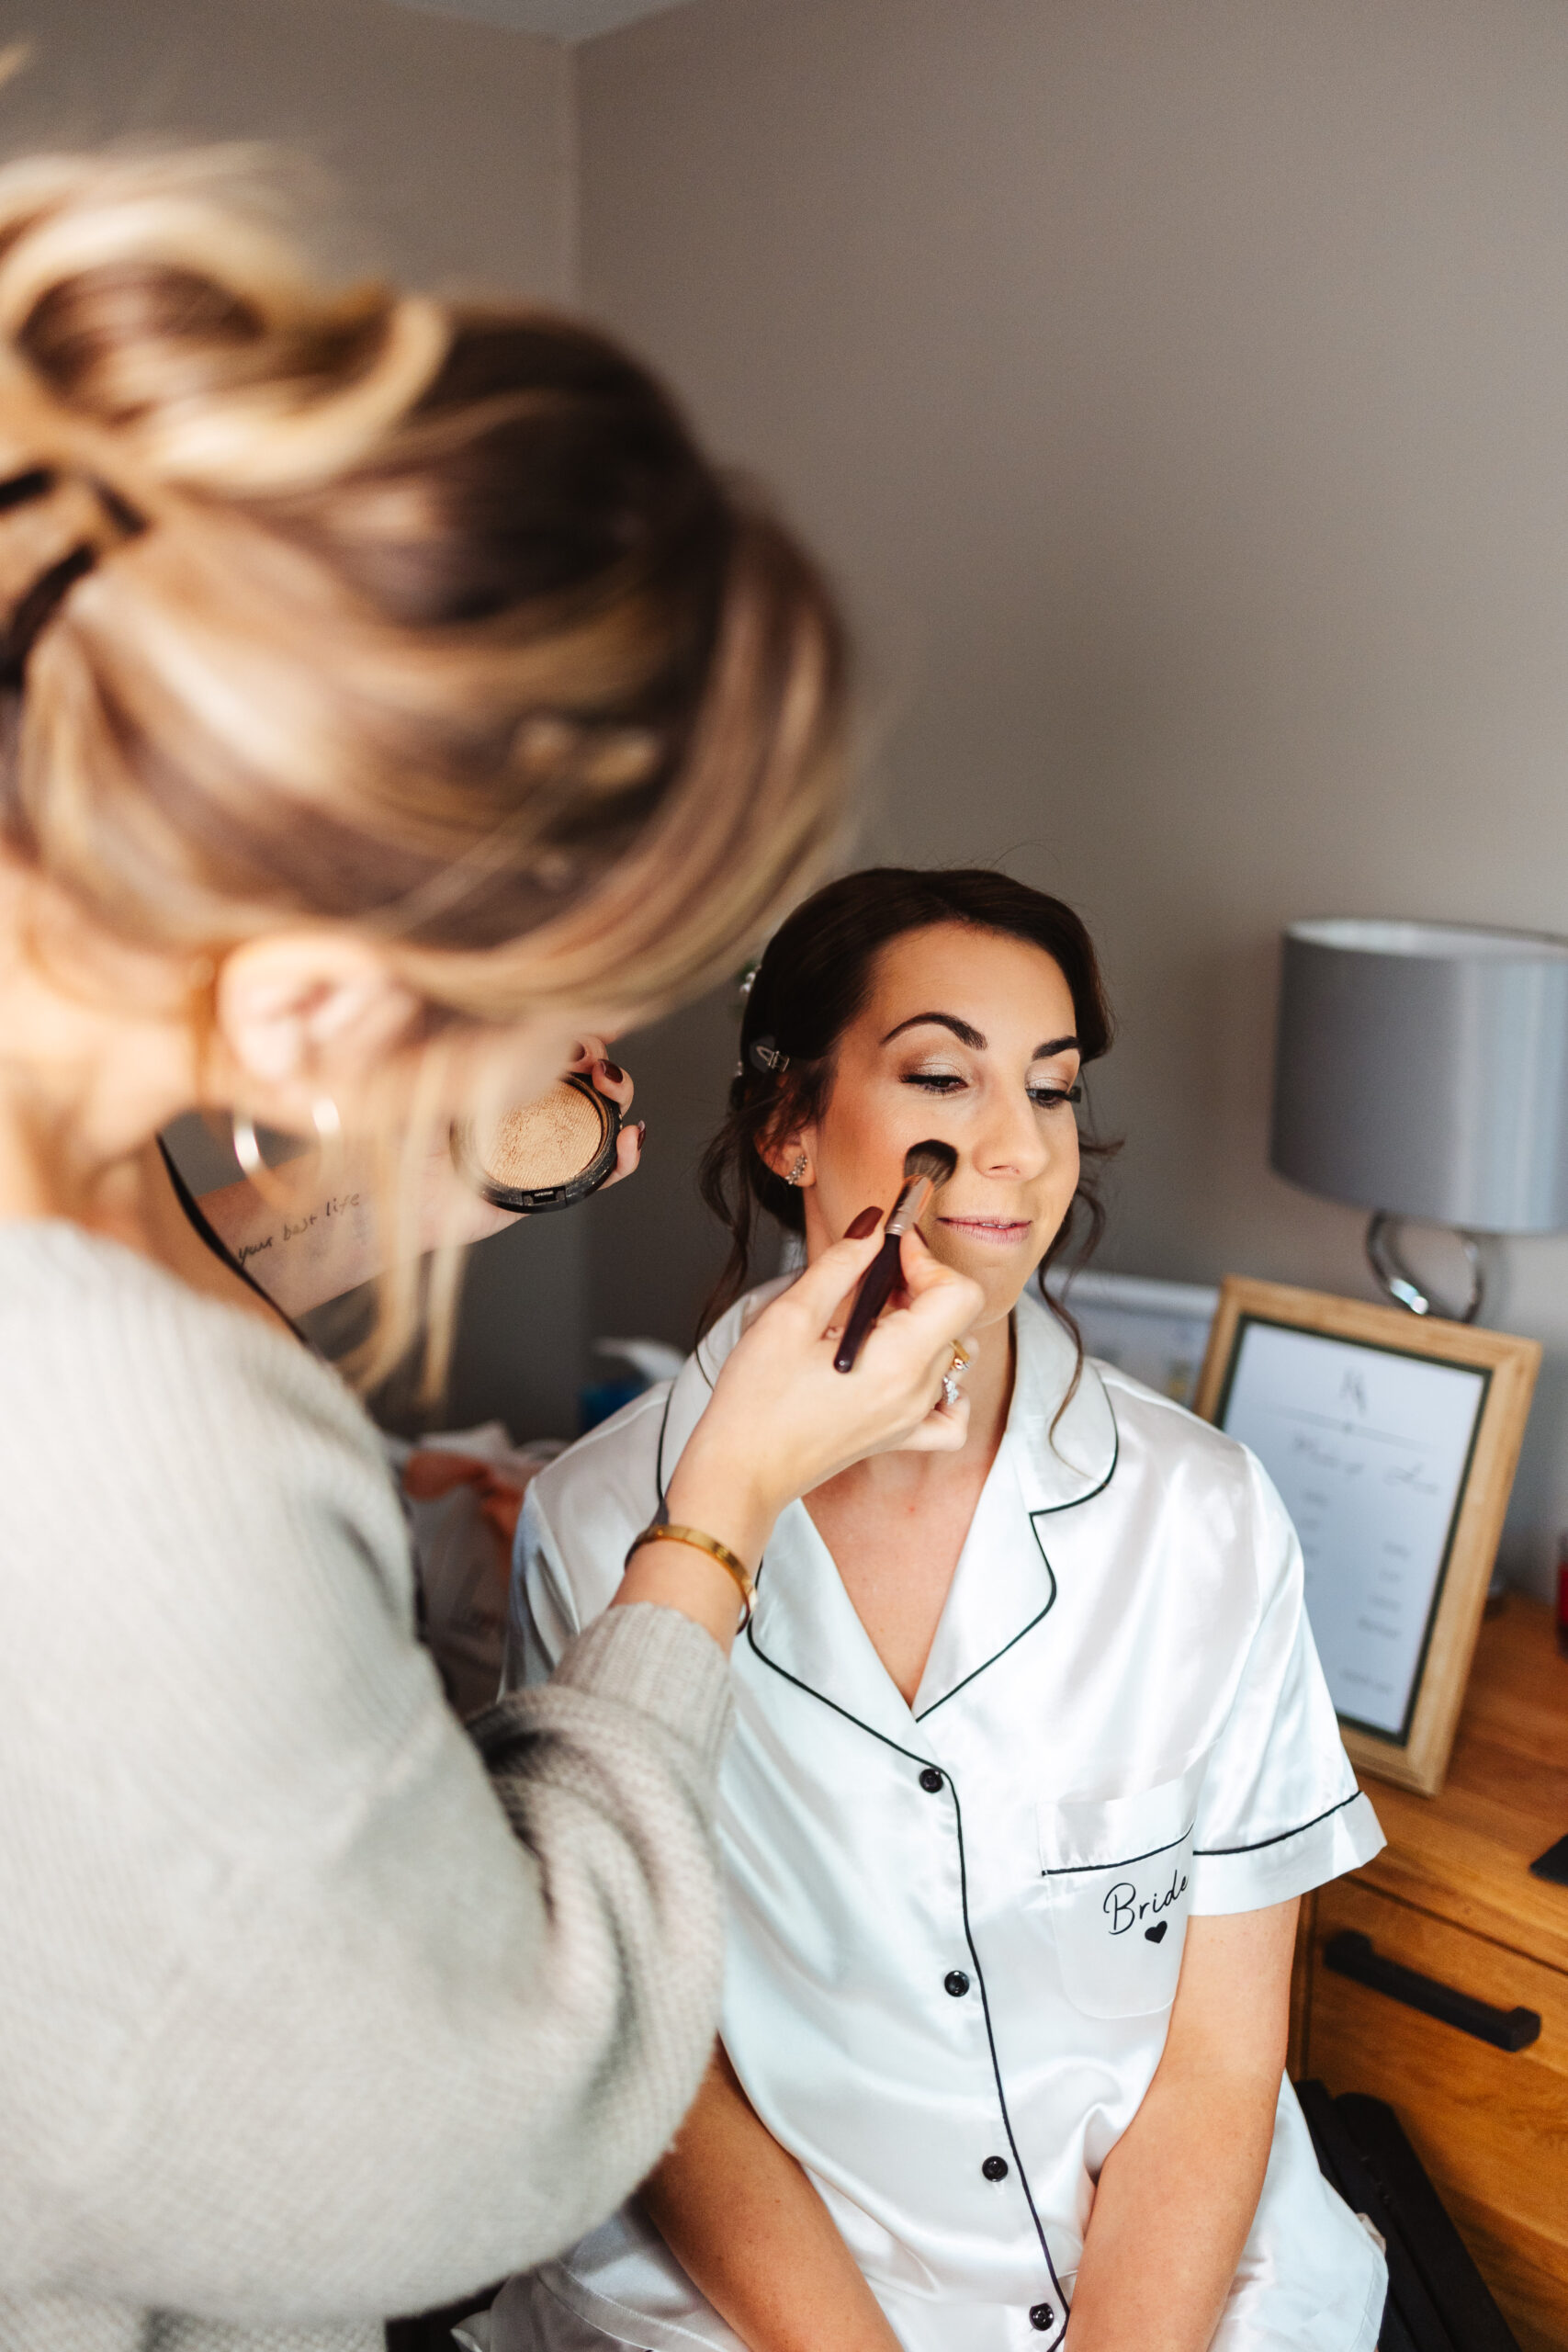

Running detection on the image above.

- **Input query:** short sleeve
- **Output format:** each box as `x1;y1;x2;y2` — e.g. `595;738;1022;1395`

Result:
503;1385;671;1693
506;1486;582;1689
1190;1451;1384;1914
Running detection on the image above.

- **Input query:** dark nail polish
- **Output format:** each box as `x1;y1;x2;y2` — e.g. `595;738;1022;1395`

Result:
847;1205;883;1239
598;1059;625;1086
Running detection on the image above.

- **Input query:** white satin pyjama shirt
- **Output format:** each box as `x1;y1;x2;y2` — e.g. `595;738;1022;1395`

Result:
499;1283;1388;2352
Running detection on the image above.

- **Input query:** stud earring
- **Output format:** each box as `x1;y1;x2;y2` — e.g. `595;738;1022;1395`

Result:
786;1152;809;1186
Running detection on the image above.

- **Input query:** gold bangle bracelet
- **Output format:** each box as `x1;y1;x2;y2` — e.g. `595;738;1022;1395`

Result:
626;1521;755;1626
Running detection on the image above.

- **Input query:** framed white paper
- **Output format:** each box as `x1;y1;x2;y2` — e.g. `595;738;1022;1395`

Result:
1195;1280;1540;1796
1215;1319;1486;1738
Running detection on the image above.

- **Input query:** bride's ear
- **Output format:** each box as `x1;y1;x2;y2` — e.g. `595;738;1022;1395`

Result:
757;1117;816;1190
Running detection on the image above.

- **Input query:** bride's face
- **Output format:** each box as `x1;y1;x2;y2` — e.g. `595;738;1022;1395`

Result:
788;922;1084;1331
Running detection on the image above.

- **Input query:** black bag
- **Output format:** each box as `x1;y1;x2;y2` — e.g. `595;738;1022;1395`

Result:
1296;2080;1520;2352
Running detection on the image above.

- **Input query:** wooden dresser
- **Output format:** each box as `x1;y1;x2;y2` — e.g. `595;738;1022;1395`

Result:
1291;1596;1568;2350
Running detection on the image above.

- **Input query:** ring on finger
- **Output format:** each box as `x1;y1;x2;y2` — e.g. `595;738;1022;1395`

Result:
941;1346;970;1410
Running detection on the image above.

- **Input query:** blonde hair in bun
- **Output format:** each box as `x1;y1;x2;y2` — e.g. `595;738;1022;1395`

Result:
0;146;848;1389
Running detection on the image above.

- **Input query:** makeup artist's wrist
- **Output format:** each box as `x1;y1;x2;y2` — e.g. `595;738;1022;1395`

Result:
664;1441;778;1575
612;1539;746;1655
605;1444;776;1655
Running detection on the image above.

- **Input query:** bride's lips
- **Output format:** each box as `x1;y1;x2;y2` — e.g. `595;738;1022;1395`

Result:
937;1215;1032;1247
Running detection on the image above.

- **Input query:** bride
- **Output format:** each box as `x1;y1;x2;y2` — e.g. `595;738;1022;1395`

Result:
489;866;1387;2352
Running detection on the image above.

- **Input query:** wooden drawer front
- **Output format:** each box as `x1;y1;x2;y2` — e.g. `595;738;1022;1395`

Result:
1306;1878;1568;2352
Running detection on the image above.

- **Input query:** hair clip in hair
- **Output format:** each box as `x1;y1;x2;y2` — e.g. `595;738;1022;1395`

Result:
748;1035;789;1075
737;960;761;1000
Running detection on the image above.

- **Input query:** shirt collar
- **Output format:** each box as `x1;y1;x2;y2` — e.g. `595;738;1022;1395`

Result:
658;1279;1120;1745
655;1274;793;1497
1003;1286;1120;1516
910;1291;1118;1718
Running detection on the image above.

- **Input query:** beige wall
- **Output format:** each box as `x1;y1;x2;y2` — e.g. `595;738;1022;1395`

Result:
6;0;576;291
27;0;1568;1535
579;0;1568;1595
6;0;591;1438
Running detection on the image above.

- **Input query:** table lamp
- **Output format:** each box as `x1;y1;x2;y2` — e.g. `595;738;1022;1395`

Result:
1269;918;1568;1321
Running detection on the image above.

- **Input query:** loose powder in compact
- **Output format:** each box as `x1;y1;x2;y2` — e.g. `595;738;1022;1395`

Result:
454;1074;620;1212
481;1084;607;1189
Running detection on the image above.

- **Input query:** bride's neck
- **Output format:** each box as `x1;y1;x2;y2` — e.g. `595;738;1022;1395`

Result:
835;1306;1015;1508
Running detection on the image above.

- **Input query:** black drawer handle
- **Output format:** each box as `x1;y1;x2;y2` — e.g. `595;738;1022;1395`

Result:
1324;1929;1541;2052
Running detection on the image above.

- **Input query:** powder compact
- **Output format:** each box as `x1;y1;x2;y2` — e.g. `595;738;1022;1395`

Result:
452;1073;622;1214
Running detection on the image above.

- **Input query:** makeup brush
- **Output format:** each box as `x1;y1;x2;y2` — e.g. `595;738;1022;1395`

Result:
833;1138;959;1374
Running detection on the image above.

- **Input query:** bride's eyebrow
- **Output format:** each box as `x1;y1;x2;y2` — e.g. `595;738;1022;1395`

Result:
880;1012;985;1047
879;1014;1082;1057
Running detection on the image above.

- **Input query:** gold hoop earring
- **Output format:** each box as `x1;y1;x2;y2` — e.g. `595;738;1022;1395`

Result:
231;1097;344;1215
786;1152;809;1186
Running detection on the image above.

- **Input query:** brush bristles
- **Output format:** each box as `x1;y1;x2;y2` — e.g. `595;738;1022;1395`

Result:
903;1138;957;1188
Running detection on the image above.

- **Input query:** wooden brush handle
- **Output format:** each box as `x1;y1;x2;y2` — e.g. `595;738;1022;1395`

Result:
833;1230;905;1374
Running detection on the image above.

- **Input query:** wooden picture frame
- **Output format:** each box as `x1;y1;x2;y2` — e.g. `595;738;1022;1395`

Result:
1193;1278;1540;1797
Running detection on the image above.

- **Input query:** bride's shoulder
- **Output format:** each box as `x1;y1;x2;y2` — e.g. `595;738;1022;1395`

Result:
524;1275;791;1573
526;1380;673;1549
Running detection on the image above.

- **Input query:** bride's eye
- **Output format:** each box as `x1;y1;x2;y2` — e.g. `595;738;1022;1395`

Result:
1028;1081;1083;1110
902;1070;964;1092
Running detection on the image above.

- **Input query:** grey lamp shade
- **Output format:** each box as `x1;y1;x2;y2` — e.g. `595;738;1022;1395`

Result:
1269;919;1568;1234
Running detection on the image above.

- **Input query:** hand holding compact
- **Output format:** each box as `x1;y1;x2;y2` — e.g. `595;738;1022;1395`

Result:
433;1037;643;1245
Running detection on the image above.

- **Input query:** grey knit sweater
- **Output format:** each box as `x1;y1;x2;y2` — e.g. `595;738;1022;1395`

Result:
0;1225;732;2352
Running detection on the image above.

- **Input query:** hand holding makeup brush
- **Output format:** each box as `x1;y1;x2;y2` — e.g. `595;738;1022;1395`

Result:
615;1220;981;1648
832;1138;958;1374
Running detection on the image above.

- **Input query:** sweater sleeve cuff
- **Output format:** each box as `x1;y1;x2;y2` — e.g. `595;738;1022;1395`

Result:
551;1603;733;1786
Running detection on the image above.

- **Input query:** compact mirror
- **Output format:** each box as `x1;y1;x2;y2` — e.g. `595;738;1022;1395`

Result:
452;1073;622;1214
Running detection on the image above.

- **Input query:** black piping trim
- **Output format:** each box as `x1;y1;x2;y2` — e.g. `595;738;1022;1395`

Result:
653;1385;676;1506
913;1388;1118;1720
747;1633;1070;2346
913;1398;1118;1719
653;1345;716;1504
745;1622;931;1768
1040;1822;1195;1878
948;1770;1069;2344
663;1313;1115;1725
1193;1788;1365;1859
915;1521;1058;1721
1028;1404;1120;1517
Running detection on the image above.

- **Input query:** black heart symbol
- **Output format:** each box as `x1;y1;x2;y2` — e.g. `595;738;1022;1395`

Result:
1145;1920;1168;1944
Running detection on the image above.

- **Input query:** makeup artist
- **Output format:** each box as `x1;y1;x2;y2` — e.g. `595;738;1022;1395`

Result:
0;151;980;2352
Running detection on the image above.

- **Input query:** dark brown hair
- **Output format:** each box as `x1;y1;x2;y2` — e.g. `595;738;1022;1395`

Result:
698;867;1118;1353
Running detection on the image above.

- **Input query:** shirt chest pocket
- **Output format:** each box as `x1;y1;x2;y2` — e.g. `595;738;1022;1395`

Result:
1037;1773;1200;2019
